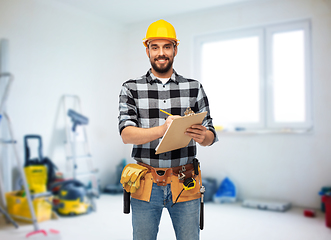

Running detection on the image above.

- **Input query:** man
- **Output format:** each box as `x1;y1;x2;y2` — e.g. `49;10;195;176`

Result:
118;19;218;240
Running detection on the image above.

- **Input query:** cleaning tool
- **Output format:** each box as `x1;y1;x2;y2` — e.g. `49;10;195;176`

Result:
0;205;18;228
24;135;47;194
24;135;58;194
0;73;18;229
68;109;88;132
5;190;53;223
0;71;59;238
62;95;99;197
51;179;96;216
24;134;58;189
67;109;89;180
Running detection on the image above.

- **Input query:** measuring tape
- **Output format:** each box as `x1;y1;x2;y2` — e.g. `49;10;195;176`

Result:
172;177;197;207
183;177;196;191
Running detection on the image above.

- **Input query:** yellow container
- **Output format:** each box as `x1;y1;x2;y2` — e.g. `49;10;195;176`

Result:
24;165;47;194
5;191;53;223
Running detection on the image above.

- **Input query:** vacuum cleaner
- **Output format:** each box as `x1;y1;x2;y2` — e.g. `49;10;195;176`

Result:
51;179;96;216
68;109;88;132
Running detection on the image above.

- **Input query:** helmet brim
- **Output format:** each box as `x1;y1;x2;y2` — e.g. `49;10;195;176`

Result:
143;37;180;47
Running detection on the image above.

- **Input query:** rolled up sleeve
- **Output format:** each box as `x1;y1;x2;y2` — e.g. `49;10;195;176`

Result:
196;83;218;145
118;85;138;135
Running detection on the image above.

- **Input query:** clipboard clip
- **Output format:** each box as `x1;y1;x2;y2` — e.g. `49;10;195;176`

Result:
184;107;195;116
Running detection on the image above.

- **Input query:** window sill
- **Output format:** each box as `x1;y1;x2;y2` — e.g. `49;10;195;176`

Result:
215;128;313;135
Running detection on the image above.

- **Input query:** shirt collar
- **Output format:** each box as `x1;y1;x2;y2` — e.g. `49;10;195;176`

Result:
146;69;178;85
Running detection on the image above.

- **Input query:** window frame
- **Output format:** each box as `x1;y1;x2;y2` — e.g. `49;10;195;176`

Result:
265;21;313;129
193;19;313;131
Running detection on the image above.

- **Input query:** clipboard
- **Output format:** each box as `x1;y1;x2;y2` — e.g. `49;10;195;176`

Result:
155;111;207;154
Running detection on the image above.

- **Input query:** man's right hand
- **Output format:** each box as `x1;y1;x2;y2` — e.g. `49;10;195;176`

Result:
121;115;181;145
163;115;181;132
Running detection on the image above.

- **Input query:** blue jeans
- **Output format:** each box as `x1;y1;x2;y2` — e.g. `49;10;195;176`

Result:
131;183;200;240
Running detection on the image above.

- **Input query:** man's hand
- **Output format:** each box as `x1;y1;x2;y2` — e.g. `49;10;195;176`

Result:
185;125;214;146
121;115;181;145
163;115;181;131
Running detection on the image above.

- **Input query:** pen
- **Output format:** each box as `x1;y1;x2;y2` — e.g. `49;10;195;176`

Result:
160;109;173;116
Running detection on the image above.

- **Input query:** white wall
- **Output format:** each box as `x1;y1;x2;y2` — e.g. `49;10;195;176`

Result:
1;0;330;209
0;0;126;189
125;0;331;208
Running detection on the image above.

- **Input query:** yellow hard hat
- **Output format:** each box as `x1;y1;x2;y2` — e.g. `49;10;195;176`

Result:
143;19;179;47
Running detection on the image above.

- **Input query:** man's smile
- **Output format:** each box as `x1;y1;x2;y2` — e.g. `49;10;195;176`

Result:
156;57;169;64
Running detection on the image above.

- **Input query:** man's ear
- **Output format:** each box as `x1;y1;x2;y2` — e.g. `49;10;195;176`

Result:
146;47;150;58
174;46;178;57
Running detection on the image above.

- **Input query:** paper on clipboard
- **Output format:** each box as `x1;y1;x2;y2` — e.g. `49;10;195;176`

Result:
155;111;207;154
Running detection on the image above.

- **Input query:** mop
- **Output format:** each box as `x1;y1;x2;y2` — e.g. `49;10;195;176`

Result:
0;73;60;239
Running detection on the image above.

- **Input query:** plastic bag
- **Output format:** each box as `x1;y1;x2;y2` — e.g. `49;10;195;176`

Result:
213;177;237;203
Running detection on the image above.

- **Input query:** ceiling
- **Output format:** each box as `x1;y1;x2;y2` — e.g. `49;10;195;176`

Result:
52;0;259;25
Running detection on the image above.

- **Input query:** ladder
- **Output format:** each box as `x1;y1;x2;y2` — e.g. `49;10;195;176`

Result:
0;40;58;238
0;73;59;238
0;73;18;228
62;94;99;196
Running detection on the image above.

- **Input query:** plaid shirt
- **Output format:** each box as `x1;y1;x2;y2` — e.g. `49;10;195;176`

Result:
118;69;218;168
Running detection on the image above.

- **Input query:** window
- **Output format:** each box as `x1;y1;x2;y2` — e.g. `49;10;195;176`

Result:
194;20;312;131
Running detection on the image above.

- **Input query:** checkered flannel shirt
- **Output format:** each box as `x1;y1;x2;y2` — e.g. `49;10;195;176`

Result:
118;69;218;168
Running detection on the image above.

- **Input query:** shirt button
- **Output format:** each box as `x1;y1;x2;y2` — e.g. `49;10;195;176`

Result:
163;85;165;88
164;100;166;103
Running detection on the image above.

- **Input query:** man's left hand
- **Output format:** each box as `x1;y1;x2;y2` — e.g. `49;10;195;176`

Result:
185;124;207;144
185;125;215;146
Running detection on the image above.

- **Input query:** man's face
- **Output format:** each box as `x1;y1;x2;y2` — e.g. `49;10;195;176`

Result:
146;39;177;75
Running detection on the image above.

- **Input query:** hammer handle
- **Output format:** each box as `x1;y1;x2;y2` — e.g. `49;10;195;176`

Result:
200;201;204;230
123;189;130;214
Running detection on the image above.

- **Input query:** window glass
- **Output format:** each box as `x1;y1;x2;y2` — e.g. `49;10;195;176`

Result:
272;30;306;122
195;20;312;131
201;37;260;126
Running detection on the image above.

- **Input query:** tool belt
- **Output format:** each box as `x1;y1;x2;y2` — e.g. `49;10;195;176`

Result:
129;162;202;204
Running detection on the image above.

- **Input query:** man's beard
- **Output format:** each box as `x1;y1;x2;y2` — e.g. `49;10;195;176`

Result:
150;56;174;74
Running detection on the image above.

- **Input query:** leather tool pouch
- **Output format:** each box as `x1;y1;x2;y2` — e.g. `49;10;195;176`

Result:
131;163;202;203
170;169;201;203
131;172;153;202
